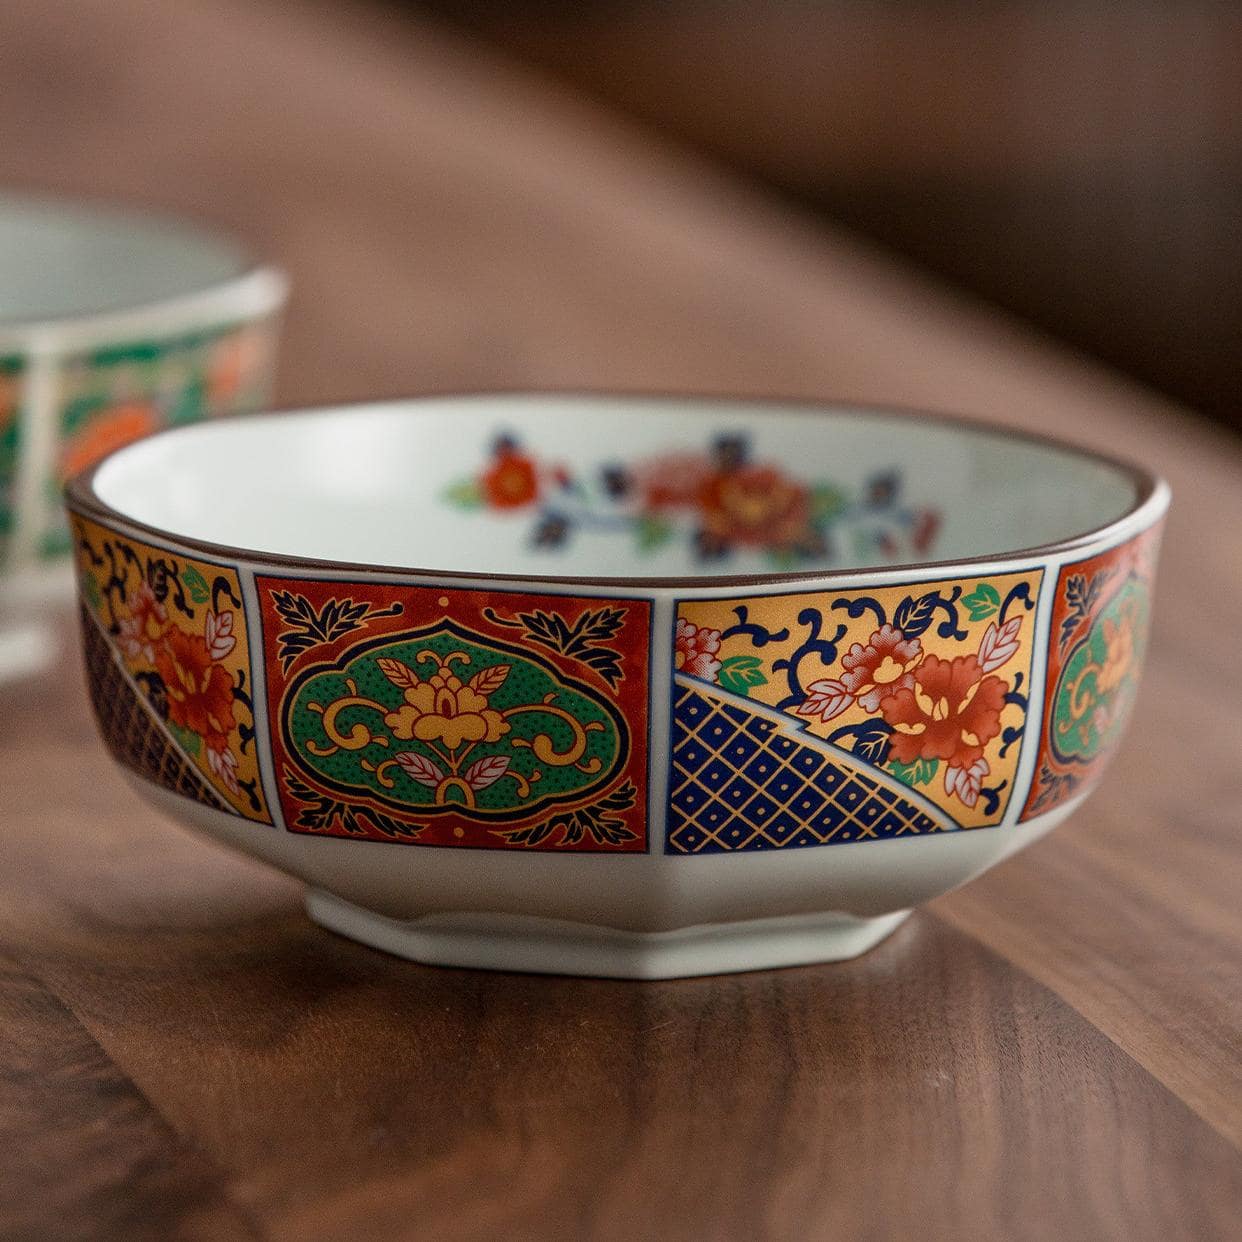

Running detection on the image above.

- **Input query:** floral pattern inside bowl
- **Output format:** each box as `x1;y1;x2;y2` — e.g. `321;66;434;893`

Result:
92;394;1140;580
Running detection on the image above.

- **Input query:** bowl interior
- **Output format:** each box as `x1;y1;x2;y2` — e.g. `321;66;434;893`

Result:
0;196;247;325
90;396;1142;579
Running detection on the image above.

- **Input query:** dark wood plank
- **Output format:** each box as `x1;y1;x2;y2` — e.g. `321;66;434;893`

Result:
10;892;1242;1242
935;656;1242;1148
0;950;264;1242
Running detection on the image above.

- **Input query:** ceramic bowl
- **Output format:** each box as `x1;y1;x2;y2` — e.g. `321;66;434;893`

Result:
66;394;1168;978
0;194;287;681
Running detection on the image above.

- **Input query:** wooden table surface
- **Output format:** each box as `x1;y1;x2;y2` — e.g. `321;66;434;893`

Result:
1;2;1240;1239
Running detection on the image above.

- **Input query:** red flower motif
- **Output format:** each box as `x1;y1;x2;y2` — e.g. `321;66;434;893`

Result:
60;402;161;481
639;454;712;509
675;618;723;680
155;627;236;752
207;327;266;405
697;465;816;553
839;624;922;712
912;509;941;555
482;448;539;509
880;654;1007;769
117;580;168;663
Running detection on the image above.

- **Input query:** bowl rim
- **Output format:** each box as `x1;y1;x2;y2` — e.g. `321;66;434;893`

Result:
64;391;1170;590
0;193;288;351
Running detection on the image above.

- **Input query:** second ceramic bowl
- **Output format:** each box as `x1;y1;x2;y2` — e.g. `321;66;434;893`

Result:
0;194;287;680
66;395;1167;977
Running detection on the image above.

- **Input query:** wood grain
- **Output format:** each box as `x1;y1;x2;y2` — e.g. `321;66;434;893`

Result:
0;950;261;1242
0;0;1239;1237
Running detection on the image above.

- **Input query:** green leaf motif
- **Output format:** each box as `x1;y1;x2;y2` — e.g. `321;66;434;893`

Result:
888;757;938;787
168;722;201;756
717;654;767;696
963;582;1001;621
444;479;483;509
169;376;207;425
82;572;102;612
636;514;674;550
888;760;915;786
811;484;848;522
182;565;210;604
60;394;109;439
851;528;875;561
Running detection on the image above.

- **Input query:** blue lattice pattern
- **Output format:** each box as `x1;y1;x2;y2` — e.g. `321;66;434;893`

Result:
667;681;944;854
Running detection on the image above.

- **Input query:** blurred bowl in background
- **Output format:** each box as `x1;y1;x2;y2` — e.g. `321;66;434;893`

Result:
0;194;287;683
65;395;1167;977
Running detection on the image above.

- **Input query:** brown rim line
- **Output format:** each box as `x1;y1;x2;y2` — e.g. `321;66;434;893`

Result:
64;391;1170;590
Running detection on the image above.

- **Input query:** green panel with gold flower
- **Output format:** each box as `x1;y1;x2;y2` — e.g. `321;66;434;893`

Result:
257;576;652;852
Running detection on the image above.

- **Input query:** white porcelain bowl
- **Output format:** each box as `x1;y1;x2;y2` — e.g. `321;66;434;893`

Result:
0;194;286;682
66;395;1168;977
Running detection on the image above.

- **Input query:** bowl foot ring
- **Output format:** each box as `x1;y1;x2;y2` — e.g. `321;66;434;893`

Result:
304;889;910;979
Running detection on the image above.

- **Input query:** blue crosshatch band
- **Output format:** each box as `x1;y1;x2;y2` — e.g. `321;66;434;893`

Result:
667;680;944;854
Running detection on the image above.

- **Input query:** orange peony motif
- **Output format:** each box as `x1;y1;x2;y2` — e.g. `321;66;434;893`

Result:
675;618;723;680
117;580;168;663
880;654;1007;769
206;328;265;406
912;509;941;556
60;402;160;480
384;654;510;750
0;372;16;425
639;454;712;509
155;626;237;752
482;447;539;509
839;624;922;712
697;465;816;553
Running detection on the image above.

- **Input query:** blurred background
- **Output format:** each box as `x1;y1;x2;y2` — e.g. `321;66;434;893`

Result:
1;0;1238;432
414;0;1242;430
